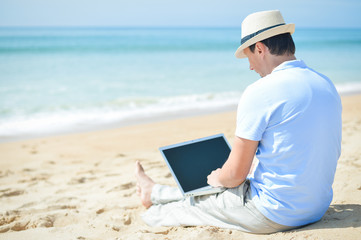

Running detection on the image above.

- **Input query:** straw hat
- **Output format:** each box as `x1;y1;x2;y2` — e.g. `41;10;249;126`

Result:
235;10;295;59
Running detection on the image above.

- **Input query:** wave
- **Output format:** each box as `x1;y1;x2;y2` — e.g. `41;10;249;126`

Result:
336;81;361;96
0;92;241;142
1;81;360;142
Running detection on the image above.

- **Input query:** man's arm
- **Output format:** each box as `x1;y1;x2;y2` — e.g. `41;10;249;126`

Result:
207;136;258;188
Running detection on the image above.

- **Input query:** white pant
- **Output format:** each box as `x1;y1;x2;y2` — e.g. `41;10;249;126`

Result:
141;180;294;234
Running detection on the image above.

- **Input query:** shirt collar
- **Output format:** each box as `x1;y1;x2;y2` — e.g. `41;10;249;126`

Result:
272;59;306;73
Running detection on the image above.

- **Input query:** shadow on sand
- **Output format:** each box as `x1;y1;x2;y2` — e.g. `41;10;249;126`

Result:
291;204;361;232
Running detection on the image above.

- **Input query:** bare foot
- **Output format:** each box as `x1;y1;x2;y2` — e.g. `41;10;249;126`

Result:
135;161;155;208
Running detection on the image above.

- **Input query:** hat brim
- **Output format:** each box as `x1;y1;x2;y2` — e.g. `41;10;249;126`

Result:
234;23;295;59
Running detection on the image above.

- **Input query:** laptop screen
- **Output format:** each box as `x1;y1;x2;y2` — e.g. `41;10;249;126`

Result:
160;134;231;193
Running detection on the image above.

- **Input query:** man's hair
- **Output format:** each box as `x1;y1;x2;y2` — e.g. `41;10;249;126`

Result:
249;33;295;56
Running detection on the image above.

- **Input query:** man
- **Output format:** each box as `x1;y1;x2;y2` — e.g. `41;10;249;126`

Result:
135;10;342;233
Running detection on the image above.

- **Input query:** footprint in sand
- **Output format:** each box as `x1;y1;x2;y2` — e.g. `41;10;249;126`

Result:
0;170;14;178
122;213;131;225
68;176;96;185
164;173;172;178
0;214;18;233
35;216;55;228
22;168;35;172
96;208;105;214
1;216;54;233
0;203;80;233
0;189;25;198
119;182;135;190
111;212;132;226
0;211;28;233
10;220;30;231
121;191;135;197
30;150;38;154
144;161;166;171
115;153;127;158
22;144;38;154
107;182;135;193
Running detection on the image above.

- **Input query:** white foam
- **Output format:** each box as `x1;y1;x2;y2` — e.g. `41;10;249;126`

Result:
0;91;242;142
336;82;361;96
2;82;361;142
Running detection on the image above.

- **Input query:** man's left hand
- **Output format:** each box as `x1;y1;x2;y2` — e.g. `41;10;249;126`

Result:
207;168;224;187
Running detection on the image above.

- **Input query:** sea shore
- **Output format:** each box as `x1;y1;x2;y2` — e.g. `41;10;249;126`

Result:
0;94;360;240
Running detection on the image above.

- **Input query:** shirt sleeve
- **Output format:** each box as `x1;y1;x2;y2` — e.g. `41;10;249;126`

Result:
235;84;270;141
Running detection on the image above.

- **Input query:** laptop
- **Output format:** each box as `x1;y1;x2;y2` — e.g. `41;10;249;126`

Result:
159;133;231;197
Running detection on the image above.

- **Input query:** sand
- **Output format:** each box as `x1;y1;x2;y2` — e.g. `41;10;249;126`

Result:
0;94;360;240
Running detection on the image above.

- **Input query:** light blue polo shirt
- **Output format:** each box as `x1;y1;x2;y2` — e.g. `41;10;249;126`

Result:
236;60;342;227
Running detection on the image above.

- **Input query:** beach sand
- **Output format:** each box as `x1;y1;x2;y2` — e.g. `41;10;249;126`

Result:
0;94;360;240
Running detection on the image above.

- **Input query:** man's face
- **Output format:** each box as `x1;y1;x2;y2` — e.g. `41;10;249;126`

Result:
243;46;265;77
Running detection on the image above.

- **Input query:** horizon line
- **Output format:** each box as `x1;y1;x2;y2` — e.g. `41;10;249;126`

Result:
0;25;360;30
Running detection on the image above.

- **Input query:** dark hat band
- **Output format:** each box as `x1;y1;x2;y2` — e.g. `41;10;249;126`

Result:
241;23;285;45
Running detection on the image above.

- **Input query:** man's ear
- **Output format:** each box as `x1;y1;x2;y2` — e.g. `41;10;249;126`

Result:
255;42;267;58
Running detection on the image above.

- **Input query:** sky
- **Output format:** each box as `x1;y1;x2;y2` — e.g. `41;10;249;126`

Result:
0;0;361;28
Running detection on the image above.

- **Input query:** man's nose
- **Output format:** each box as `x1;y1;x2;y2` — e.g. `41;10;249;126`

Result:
249;65;254;70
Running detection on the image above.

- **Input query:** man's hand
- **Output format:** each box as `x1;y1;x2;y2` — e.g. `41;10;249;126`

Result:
207;137;259;188
207;168;224;187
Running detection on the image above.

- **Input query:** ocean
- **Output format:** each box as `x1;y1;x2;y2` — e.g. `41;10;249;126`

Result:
1;27;361;141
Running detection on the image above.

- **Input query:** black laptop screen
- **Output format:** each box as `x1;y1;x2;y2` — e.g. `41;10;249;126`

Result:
161;136;231;192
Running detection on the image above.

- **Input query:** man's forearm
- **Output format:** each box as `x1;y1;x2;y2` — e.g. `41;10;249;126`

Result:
218;159;249;188
209;137;258;188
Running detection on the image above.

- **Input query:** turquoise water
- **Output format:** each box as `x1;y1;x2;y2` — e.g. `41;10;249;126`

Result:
0;27;361;140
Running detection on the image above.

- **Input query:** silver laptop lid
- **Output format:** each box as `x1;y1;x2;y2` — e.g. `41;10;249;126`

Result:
159;133;231;196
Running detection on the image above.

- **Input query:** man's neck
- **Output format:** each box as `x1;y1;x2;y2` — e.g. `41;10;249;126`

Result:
267;54;296;74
